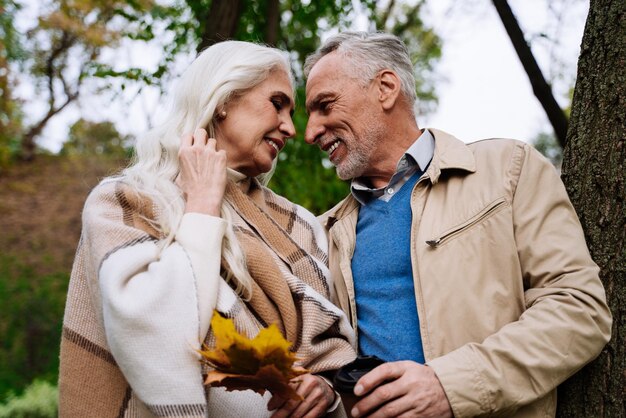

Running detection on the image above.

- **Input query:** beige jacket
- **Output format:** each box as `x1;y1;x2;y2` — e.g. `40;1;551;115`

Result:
321;129;611;417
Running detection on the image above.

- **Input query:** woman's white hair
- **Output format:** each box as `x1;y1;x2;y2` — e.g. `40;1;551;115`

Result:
119;41;293;298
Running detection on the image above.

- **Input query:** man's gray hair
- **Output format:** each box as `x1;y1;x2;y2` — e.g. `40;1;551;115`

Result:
304;31;417;112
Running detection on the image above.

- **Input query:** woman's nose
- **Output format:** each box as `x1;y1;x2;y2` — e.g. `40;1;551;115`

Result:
280;116;296;139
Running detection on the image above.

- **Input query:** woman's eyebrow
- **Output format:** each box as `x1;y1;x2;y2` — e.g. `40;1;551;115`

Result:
270;91;292;105
271;91;295;115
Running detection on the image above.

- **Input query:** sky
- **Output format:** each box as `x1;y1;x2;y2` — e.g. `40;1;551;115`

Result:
419;0;587;143
18;0;589;151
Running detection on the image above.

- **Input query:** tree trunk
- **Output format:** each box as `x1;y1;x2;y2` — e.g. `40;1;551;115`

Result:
197;0;244;53
558;0;625;417
265;0;280;46
492;0;569;148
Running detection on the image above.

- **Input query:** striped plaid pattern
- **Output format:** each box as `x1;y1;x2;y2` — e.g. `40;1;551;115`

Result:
59;178;356;417
223;181;356;369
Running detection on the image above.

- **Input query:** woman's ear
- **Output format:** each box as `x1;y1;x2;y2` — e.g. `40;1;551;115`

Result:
216;108;227;120
377;70;402;111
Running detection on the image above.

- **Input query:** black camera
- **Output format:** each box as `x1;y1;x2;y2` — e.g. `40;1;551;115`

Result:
333;355;386;394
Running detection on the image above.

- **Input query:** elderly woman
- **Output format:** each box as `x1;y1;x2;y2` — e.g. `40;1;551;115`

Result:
59;41;356;418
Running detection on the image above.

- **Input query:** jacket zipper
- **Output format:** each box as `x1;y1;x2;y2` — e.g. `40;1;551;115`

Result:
426;197;507;247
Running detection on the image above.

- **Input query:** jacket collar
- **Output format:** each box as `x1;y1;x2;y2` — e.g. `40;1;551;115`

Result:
324;128;476;229
426;128;476;184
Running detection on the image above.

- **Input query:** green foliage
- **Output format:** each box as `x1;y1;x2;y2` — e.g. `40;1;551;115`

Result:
0;380;58;418
0;255;68;397
12;0;442;210
0;0;25;62
224;0;361;211
260;0;355;69
363;0;442;114
533;132;563;168
12;0;196;160
27;0;186;89
269;140;350;214
268;86;349;214
185;0;442;212
0;0;24;171
61;118;131;156
83;2;196;93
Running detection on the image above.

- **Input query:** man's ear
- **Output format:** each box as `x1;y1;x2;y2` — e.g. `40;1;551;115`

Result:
377;70;402;111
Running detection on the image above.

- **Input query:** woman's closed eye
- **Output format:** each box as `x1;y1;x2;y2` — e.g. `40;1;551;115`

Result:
271;98;283;111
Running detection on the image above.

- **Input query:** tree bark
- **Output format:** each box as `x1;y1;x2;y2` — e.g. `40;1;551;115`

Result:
558;0;625;416
197;0;244;53
492;0;569;148
265;0;280;46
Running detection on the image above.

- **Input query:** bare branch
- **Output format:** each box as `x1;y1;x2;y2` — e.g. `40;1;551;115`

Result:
380;0;396;30
492;0;568;148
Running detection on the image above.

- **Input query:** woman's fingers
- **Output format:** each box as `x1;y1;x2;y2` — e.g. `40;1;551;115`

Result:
177;130;228;216
179;133;194;150
191;128;208;146
206;136;217;150
270;375;334;418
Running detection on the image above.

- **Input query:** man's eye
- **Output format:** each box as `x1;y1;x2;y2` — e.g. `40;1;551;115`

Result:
319;101;330;112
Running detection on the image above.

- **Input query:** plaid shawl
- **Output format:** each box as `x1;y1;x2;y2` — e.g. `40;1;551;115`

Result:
59;177;356;417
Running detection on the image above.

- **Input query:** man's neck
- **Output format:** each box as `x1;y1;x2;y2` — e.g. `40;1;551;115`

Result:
363;128;423;189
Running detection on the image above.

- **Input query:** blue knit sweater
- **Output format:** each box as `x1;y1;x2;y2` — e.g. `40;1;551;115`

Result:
351;172;425;363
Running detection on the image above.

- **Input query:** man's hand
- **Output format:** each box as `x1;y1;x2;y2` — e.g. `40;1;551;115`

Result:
268;373;336;418
351;361;452;418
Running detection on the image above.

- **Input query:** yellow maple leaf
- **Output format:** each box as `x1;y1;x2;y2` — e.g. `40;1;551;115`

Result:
198;311;308;401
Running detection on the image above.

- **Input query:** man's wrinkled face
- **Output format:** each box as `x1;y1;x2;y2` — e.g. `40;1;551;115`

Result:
304;53;385;180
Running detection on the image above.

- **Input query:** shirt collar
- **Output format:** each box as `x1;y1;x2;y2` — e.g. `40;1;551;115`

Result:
404;128;435;172
350;129;435;204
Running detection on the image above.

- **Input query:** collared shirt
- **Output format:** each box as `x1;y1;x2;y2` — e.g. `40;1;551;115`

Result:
351;129;435;204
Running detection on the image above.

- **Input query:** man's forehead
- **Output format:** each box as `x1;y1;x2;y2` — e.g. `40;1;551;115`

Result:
306;54;345;95
308;51;343;80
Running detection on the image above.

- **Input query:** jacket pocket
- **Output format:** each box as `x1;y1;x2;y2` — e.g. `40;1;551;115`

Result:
426;197;508;248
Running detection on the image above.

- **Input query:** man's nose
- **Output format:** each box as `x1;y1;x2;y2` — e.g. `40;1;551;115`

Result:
304;115;325;144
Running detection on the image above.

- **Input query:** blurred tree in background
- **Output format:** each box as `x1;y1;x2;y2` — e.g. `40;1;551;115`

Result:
2;1;621;414
0;0;442;403
60;118;130;156
0;380;57;418
17;0;194;161
0;0;25;171
183;0;441;212
0;257;68;401
532;132;562;169
4;0;442;212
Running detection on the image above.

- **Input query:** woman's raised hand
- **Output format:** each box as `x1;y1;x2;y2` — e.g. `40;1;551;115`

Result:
177;129;227;217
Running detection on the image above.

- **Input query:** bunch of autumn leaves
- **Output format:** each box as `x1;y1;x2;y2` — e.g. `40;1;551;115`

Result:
198;311;307;401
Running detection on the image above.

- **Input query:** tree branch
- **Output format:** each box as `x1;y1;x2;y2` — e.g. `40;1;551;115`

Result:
379;0;396;30
492;0;568;147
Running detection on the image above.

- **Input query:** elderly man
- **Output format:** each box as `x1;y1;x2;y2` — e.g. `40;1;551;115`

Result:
303;31;611;418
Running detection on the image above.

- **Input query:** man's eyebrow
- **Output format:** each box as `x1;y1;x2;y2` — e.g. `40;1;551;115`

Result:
306;92;332;113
